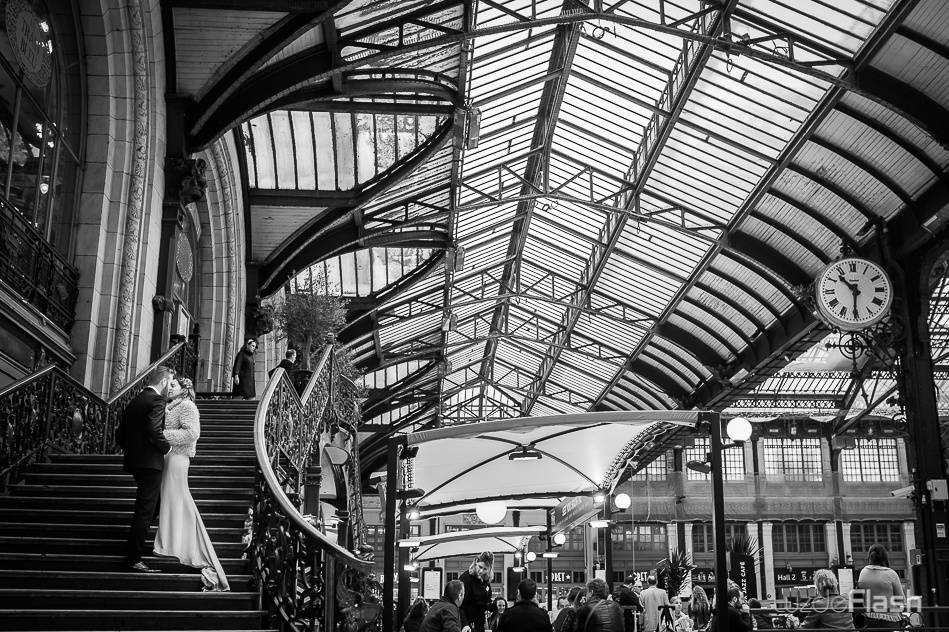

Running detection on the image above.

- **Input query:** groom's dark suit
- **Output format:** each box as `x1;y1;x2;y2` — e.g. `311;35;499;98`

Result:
116;386;171;565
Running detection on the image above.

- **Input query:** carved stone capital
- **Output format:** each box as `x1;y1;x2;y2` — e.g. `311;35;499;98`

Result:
164;155;208;207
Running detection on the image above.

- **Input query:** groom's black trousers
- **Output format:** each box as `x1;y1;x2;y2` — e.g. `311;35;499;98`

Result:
125;468;162;563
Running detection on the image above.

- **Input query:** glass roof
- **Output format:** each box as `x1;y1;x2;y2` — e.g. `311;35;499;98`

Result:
232;0;949;435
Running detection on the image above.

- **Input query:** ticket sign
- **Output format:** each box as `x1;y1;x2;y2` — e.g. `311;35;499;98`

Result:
775;567;819;585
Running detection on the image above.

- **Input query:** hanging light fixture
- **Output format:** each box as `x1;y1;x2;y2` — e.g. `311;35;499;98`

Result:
726;416;753;442
475;500;507;524
508;445;543;461
614;493;631;510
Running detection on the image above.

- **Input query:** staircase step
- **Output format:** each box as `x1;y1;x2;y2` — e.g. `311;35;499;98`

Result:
31;463;256;476
48;454;257;466
0;496;251;513
0;536;246;556
22;474;255;488
0;589;258;610
0;553;248;574
0;522;244;540
0;609;268;630
0;570;254;592
9;485;254;499
0;509;246;527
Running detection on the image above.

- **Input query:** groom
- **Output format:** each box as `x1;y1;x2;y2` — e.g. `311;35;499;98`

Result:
116;365;174;572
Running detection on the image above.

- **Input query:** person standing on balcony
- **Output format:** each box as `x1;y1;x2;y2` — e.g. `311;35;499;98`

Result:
115;366;174;573
231;338;257;399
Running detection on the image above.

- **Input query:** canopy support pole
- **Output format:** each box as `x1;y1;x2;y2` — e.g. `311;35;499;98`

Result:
546;510;553;610
383;438;400;632
706;411;729;628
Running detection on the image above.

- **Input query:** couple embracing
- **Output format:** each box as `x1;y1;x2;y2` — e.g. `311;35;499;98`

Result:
115;365;229;591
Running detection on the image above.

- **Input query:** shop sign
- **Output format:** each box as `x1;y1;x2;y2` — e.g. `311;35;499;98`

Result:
692;568;716;584
775;567;819;585
729;553;757;598
547;571;571;583
5;0;52;87
551;496;597;533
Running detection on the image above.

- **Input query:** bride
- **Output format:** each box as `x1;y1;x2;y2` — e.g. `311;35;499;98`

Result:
153;377;230;591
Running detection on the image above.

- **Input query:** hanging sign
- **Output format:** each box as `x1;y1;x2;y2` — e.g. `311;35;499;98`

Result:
5;0;52;87
728;553;757;598
775;566;819;585
551;496;597;533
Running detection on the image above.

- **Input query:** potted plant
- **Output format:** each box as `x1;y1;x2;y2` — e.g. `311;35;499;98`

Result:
657;548;695;599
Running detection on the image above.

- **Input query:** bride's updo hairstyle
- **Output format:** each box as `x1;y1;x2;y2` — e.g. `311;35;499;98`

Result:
177;377;196;402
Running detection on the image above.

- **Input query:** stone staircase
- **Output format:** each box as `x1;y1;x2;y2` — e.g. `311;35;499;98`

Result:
0;398;272;631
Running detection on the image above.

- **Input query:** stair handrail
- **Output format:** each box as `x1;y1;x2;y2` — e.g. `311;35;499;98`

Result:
0;341;194;488
251;345;379;632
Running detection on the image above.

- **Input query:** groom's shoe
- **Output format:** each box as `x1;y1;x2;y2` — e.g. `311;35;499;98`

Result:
127;561;162;573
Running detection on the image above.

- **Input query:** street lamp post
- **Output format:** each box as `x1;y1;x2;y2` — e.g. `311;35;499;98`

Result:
706;411;729;629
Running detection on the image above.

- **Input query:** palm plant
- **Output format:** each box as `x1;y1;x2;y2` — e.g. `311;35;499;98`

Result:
726;532;762;558
657;548;695;599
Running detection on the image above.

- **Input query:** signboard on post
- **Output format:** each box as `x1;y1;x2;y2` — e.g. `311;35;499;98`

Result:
775;566;819;585
422;568;443;600
728;553;757;599
551;496;597;533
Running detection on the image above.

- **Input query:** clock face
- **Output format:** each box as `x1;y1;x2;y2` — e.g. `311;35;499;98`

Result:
815;258;892;331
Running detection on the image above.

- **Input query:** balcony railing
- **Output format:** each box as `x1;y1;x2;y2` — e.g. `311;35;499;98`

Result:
0;339;199;489
0;196;79;331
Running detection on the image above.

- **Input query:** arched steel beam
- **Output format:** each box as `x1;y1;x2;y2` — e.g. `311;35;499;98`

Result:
746;210;830;265
852;66;949;149
833;102;946;182
627;358;688;402
646;339;711;385
654;323;723;368
262;76;457;114
640;349;700;391
187;4;348;150
679;296;753;349
671;306;742;358
258;119;454;294
785;164;876;222
694;280;766;338
719;241;809;306
762;189;856;251
808;136;913;207
704;266;785;325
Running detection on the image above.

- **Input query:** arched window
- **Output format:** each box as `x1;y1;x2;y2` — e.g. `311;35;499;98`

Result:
0;0;83;255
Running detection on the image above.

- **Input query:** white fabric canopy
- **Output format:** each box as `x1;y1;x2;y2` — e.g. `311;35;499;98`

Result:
418;498;561;519
406;411;698;510
406;527;546;562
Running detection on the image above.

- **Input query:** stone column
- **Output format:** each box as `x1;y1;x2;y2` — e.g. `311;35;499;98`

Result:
761;521;776;600
841;522;853;565
825;522;839;566
903;522;916;595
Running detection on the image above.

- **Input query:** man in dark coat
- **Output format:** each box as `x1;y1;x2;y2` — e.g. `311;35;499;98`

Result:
496;578;553;632
575;578;625;632
232;338;257;398
613;575;643;632
115;365;174;572
268;348;297;378
420;579;471;632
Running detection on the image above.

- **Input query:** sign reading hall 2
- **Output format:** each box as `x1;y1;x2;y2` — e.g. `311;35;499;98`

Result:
728;553;757;599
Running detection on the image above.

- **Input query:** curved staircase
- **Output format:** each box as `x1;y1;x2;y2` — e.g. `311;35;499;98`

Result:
0;398;273;631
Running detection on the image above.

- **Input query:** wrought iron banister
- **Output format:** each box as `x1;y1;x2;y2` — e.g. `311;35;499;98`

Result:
0;196;79;331
0;340;197;488
252;346;380;632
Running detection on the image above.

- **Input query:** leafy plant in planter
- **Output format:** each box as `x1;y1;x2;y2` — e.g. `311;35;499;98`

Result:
727;532;762;559
657;548;695;599
273;274;347;371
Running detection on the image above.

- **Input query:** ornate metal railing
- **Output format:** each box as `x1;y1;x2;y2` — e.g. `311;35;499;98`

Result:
0;196;79;331
0;340;198;489
253;346;380;632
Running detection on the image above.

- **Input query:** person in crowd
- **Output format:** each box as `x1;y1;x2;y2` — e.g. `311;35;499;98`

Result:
116;365;174;573
614;574;643;632
747;598;773;631
670;597;693;632
420;579;472;632
799;569;855;630
402;596;430;632
153;377;229;591
709;580;752;632
459;551;495;632
575;578;624;632
558;587;587;632
231;338;257;399
268;348;297;378
549;595;568;624
689;586;711;631
496;578;553;632
640;575;671;632
553;587;581;632
857;544;905;630
485;597;507;631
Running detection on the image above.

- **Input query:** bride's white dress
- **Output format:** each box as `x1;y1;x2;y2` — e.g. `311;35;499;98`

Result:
153;398;230;591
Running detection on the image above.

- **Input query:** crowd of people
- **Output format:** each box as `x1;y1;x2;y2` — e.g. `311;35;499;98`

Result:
402;545;910;632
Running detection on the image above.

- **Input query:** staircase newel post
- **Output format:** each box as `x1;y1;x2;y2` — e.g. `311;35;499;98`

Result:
188;323;200;380
40;371;57;462
324;554;336;632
